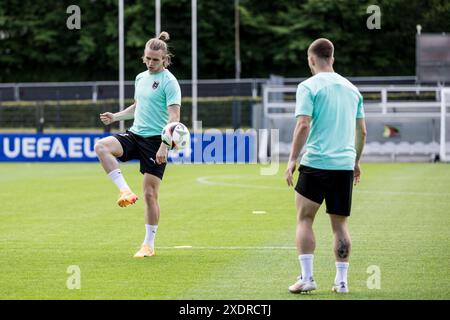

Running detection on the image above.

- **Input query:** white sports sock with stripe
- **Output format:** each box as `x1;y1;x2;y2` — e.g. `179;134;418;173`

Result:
299;254;314;281
144;224;158;248
335;262;349;285
108;169;130;191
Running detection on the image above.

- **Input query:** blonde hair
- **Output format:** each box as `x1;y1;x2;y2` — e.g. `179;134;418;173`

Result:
143;31;173;67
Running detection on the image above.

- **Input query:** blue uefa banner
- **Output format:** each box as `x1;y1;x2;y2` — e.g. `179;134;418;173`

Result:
0;133;105;162
0;132;257;163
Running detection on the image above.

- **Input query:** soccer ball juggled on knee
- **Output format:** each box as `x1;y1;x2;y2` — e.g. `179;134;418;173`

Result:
161;122;190;150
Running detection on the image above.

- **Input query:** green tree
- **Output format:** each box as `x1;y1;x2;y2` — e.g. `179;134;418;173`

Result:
0;0;449;82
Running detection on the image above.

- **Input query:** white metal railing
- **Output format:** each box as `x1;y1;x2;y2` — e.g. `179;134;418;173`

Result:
262;85;450;161
263;85;449;117
359;86;443;115
441;88;450;161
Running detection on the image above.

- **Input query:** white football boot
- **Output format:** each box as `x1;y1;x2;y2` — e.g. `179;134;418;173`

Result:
332;281;349;293
288;276;317;293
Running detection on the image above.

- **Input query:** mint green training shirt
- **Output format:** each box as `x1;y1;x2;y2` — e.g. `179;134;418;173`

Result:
295;72;365;170
129;69;181;137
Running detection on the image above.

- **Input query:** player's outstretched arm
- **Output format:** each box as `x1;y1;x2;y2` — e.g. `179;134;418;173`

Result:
99;102;136;125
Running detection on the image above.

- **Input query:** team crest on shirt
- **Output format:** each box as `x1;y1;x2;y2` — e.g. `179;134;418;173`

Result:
152;81;160;90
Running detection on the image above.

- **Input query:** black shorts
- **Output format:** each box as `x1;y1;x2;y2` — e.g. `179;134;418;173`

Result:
113;130;166;180
295;165;354;216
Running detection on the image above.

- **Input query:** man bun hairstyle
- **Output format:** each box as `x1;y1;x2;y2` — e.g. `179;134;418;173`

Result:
158;31;170;42
144;31;173;67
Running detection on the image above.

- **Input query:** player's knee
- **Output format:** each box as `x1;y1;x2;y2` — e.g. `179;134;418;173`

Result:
332;223;349;237
143;187;158;203
94;140;109;156
297;212;314;224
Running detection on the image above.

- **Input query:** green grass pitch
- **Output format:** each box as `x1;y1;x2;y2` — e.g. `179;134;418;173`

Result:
0;162;449;300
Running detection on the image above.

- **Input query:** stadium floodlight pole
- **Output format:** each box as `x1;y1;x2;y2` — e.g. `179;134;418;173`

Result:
118;0;125;131
155;0;161;36
233;0;241;130
192;0;198;132
235;0;241;81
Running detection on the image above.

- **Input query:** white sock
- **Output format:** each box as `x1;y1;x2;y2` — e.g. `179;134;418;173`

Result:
107;169;130;191
298;254;314;281
335;262;349;285
144;224;158;247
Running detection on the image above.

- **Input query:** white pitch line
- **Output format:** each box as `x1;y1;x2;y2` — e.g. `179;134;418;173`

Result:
252;210;267;214
196;175;450;196
159;246;296;250
196;176;286;190
355;189;450;196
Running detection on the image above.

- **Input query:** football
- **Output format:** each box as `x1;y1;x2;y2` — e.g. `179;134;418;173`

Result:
161;122;190;150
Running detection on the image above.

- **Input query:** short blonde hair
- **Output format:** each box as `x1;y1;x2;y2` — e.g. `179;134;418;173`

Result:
143;31;173;67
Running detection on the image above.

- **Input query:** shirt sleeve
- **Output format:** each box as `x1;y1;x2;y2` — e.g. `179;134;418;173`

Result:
356;95;365;119
134;76;138;101
295;84;314;118
165;79;182;107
